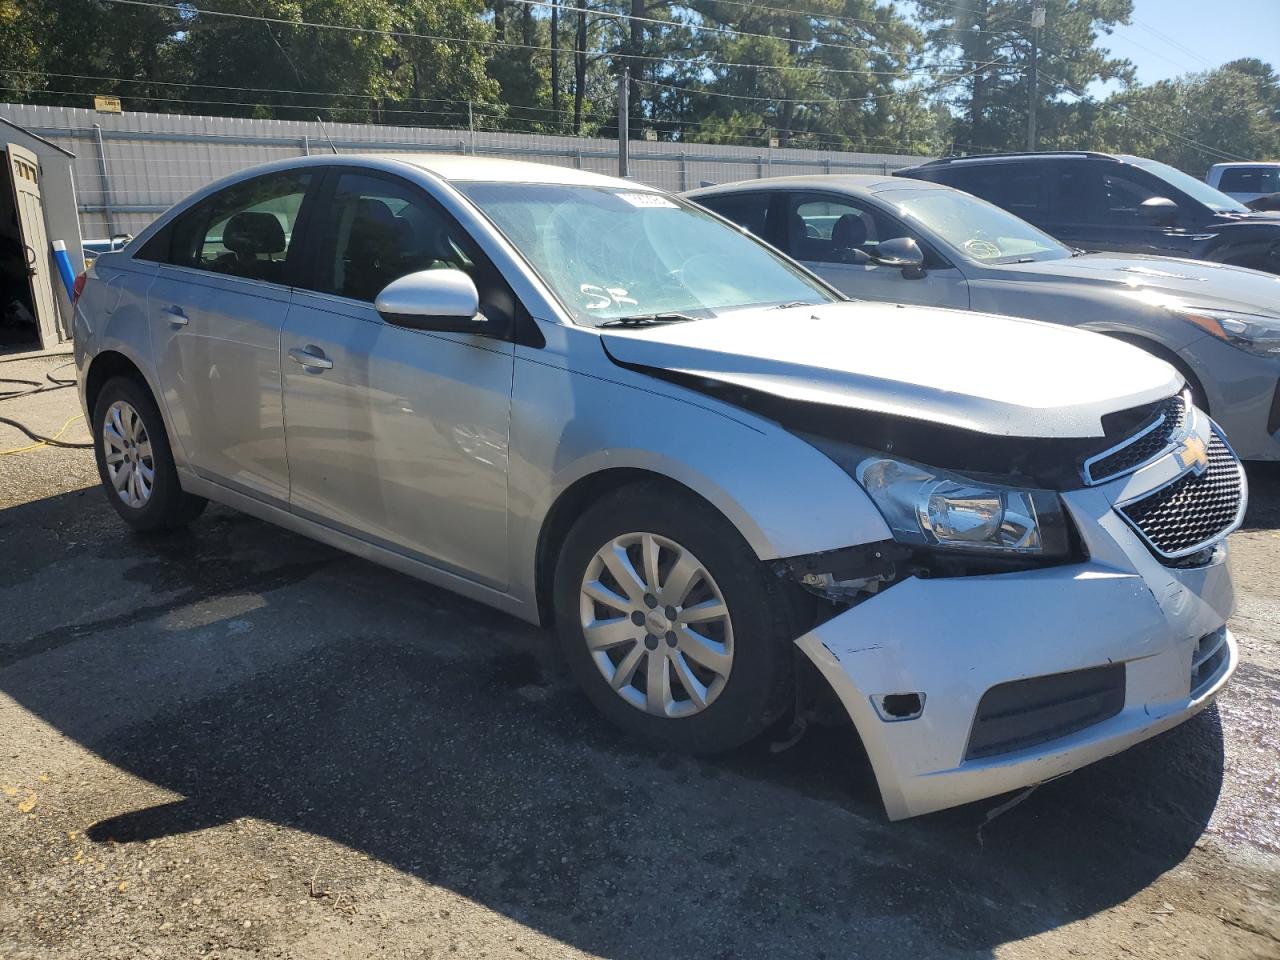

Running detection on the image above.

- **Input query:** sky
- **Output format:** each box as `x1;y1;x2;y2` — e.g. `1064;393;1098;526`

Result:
1090;0;1278;89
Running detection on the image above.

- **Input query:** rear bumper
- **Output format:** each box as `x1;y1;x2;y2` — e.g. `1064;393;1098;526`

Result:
795;479;1238;821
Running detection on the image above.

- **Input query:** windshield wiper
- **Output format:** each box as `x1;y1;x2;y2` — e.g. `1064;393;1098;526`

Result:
769;300;820;310
597;313;699;327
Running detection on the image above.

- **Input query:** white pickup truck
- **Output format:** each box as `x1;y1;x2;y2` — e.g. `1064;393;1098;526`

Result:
1206;162;1280;208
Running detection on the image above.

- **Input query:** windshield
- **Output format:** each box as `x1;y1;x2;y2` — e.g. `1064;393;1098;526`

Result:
457;182;836;325
876;188;1070;263
1131;158;1250;214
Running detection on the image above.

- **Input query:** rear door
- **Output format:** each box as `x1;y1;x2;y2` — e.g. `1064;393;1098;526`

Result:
6;143;62;346
280;168;516;588
140;169;317;506
778;191;968;308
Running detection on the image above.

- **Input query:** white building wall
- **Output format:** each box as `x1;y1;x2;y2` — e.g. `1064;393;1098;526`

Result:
1;103;928;241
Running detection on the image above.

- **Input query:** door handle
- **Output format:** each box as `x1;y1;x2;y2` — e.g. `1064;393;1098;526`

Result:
163;305;189;326
288;346;333;371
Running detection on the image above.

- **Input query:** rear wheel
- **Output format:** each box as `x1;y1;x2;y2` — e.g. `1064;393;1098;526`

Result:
554;481;803;754
92;376;206;532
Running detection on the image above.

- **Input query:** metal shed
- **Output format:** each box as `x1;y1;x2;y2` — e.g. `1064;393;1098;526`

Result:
0;115;82;353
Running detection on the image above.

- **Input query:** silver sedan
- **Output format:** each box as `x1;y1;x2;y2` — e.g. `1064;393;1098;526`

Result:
688;175;1280;461
72;155;1241;820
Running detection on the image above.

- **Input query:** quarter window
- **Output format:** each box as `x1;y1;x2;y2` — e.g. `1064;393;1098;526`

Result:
148;172;312;283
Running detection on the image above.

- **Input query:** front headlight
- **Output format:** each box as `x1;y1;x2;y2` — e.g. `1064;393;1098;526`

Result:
1173;306;1280;358
856;455;1070;556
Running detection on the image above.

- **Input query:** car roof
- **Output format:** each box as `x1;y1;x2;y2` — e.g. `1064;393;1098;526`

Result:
1208;161;1280;169
901;151;1130;170
370;153;657;190
686;173;950;199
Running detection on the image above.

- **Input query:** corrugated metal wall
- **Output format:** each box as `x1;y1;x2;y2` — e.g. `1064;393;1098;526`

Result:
0;103;927;240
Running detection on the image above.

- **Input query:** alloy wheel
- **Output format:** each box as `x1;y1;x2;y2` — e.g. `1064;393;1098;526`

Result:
102;400;155;509
579;532;734;718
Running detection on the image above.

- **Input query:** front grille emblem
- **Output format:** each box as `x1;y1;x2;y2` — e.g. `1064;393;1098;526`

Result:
1173;434;1209;476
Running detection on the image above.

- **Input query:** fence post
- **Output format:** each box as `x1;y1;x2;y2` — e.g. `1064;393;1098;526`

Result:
756;155;764;178
301;135;310;156
618;67;630;178
679;152;688;191
825;157;832;176
92;123;116;237
458;139;466;156
574;149;583;169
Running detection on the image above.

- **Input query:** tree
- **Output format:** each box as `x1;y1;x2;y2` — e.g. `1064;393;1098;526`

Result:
915;0;1133;153
1091;61;1280;175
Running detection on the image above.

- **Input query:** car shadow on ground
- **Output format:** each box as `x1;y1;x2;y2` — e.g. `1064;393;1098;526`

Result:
0;489;1229;959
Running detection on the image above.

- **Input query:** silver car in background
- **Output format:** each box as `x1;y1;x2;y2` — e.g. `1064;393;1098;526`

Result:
688;176;1280;461
73;156;1242;820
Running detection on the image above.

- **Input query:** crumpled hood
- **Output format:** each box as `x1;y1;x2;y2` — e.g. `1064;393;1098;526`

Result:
600;302;1181;440
998;253;1280;317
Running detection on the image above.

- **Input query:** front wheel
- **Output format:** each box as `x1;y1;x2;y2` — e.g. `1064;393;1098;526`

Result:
92;376;206;532
553;481;805;754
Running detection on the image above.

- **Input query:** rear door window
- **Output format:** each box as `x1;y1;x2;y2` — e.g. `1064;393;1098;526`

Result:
145;171;313;284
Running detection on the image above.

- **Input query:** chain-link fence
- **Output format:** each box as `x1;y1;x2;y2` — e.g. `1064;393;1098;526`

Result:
2;103;927;240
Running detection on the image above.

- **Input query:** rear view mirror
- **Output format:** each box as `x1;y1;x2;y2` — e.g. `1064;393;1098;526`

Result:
375;269;487;333
873;237;926;278
1138;196;1179;226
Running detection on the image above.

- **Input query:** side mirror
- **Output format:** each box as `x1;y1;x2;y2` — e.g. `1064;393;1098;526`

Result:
374;269;487;333
873;236;926;278
1138;196;1179;226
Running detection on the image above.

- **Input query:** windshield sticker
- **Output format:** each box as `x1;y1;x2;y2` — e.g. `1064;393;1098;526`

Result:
617;192;679;209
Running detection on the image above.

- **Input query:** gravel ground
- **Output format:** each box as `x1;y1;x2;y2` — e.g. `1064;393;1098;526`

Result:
1;353;1278;960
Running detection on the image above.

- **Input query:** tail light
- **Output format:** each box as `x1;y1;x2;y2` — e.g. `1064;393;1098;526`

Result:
71;272;87;305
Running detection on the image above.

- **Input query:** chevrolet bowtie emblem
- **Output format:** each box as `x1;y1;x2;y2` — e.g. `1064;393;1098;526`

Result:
1174;434;1209;475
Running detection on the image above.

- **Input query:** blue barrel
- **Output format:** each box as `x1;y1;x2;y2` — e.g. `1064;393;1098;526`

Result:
51;240;77;302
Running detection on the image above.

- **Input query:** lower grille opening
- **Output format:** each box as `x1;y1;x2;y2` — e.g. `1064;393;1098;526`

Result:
965;663;1126;761
1191;627;1229;696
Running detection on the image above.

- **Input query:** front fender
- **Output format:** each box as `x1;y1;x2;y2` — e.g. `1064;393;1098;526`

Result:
506;352;892;610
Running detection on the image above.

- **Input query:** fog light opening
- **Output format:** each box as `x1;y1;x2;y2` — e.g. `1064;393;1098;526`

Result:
871;692;925;722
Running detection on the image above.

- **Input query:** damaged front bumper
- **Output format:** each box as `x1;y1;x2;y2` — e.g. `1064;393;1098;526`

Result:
794;479;1238;821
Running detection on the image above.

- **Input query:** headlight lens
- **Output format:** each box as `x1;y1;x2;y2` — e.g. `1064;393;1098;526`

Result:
1173;306;1280;357
857;455;1069;556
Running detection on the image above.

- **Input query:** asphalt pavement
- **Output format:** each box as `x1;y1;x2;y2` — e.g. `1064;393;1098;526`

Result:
1;353;1278;960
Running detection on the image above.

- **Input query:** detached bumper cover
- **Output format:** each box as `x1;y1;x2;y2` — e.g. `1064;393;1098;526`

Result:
796;475;1238;821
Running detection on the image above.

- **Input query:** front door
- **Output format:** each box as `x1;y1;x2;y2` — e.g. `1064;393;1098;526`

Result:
782;192;969;308
142;169;316;505
281;169;515;588
6;143;62;348
1048;162;1199;257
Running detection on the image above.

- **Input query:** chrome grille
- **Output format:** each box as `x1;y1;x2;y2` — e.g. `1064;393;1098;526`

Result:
1117;430;1245;561
1084;393;1188;485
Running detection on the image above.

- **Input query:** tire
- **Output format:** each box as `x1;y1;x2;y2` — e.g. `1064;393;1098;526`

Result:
553;480;806;755
92;375;206;532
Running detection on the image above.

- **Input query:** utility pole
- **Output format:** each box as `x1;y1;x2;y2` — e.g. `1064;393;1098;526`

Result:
618;67;630;178
1027;4;1046;151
